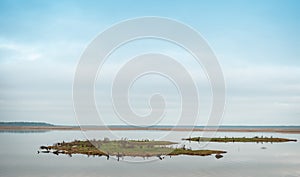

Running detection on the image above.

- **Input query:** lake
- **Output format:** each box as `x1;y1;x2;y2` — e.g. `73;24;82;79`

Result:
0;130;299;177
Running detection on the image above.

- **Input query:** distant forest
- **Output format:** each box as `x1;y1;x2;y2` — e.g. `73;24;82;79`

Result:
0;122;54;127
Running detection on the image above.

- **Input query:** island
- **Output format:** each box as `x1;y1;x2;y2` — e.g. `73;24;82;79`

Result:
182;136;297;143
39;139;226;160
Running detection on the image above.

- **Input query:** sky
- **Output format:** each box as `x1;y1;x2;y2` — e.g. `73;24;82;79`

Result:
0;0;299;126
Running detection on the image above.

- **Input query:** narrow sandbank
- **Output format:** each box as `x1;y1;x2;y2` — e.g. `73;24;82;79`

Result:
1;126;300;134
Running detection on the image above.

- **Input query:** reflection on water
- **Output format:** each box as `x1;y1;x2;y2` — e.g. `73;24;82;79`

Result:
0;130;299;177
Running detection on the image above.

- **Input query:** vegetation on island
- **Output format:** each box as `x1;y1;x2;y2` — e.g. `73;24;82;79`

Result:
39;139;226;160
39;136;298;161
182;136;297;143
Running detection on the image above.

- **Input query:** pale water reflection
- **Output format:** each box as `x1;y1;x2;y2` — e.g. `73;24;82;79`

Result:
0;130;299;177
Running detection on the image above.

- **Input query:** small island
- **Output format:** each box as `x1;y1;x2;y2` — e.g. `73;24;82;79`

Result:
182;136;297;143
39;139;226;160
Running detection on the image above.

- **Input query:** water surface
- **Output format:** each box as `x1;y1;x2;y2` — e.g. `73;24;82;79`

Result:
0;130;299;177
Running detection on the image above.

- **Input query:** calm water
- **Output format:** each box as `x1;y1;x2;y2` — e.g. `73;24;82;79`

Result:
0;130;299;177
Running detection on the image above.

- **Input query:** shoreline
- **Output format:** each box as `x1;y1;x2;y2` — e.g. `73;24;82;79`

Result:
1;126;300;134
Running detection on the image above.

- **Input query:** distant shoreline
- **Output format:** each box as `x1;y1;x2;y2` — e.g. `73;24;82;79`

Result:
1;125;300;134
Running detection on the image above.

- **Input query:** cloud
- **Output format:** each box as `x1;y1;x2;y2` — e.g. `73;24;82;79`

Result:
221;65;300;125
0;42;43;62
1;38;299;125
0;0;299;126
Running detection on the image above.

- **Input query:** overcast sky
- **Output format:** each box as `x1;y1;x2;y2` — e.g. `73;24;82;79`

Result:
0;0;299;126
